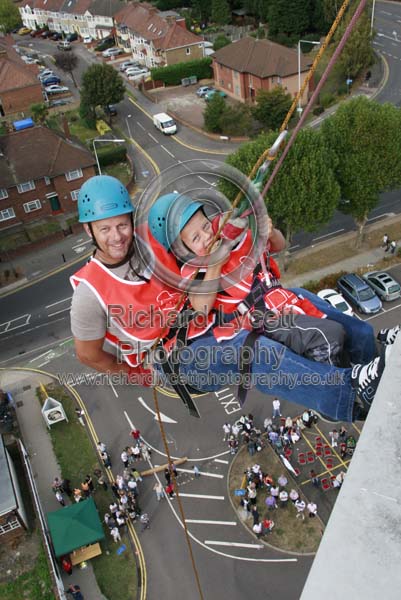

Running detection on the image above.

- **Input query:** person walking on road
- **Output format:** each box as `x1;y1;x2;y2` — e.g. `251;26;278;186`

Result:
272;398;281;419
110;526;121;543
140;513;150;531
153;481;164;501
66;584;84;599
55;489;66;507
193;465;201;478
222;422;231;441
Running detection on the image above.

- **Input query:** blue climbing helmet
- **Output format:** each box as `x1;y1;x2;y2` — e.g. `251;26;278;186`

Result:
77;175;133;223
148;192;203;250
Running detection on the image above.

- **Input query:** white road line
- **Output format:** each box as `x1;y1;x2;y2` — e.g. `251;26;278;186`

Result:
0;314;31;334
138;396;177;423
365;302;401;321
136;122;146;131
46;297;71;309
185;520;236;526
205;541;264;549
161;145;175;158
178;493;225;500
289;244;300;251
177;468;224;479
380;11;393;16
148;133;158;143
214;458;229;464
312;228;345;242
373;41;384;47
109;381;118;398
198;175;216;186
72;240;91;250
29;350;53;362
47;307;71;317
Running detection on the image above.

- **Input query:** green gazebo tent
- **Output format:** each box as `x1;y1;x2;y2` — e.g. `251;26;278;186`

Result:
47;497;105;557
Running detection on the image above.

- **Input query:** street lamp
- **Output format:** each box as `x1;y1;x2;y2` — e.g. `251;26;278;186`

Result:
92;138;125;175
371;0;376;35
125;114;133;139
298;40;321;114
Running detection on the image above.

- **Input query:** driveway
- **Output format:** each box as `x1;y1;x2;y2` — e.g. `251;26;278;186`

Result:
146;82;214;129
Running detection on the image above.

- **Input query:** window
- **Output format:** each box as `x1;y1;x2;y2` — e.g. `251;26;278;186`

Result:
0;207;15;222
186;47;191;55
23;199;42;213
44;177;51;186
70;190;79;201
65;168;83;182
0;188;8;199
17;181;35;193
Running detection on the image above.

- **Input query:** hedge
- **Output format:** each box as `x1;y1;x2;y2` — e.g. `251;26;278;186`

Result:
96;144;127;166
150;57;213;85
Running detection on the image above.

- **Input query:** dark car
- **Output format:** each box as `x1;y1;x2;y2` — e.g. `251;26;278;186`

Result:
41;30;54;38
66;32;78;42
52;32;63;41
337;273;382;314
104;104;117;116
30;28;46;37
95;36;115;52
42;76;61;86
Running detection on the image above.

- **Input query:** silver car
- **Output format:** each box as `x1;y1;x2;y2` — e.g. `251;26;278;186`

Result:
362;271;401;301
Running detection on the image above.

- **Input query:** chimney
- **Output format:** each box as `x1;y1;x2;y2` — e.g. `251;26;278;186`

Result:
176;18;187;30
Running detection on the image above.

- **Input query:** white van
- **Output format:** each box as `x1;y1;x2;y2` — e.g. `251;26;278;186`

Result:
153;112;177;135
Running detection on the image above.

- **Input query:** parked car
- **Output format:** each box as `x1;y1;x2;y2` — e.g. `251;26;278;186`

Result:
30;28;46;37
41;30;54;39
104;104;117;116
102;47;123;58
127;69;149;81
95;36;114;52
42;76;61;86
66;32;78;42
362;271;401;301
317;289;354;317
57;41;71;51
125;66;148;76
196;85;214;97
52;32;63;41
18;27;31;35
38;69;54;80
119;60;140;72
337;273;382;314
44;84;69;94
82;35;93;44
49;98;73;107
204;89;227;101
21;55;40;64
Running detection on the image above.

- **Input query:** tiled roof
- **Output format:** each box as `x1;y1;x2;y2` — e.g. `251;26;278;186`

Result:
22;0;65;11
212;37;311;78
0;126;95;187
0;40;40;93
155;22;201;50
87;0;122;17
60;0;92;15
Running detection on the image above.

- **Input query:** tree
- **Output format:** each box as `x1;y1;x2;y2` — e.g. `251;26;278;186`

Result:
253;86;292;131
30;103;48;124
203;94;226;132
268;0;312;40
81;64;125;119
219;129;340;266
213;34;231;51
191;0;212;24
211;0;231;25
321;96;401;246
219;103;253;136
54;51;79;88
334;10;374;80
0;0;21;33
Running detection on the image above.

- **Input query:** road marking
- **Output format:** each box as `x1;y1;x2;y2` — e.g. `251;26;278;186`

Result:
365;301;401;321
380;11;393;16
177;468;224;479
148;133;158;143
205;541;264;549
214;458;229;464
136;121;146;131
178;493;225;500
198;175;216;186
72;239;91;250
186;520;236;526
137;396;177;423
312;228;345;242
47;307;71;317
161;145;175;158
109;381;118;398
0;314;31;334
373;41;384;47
289;244;300;251
45;297;71;309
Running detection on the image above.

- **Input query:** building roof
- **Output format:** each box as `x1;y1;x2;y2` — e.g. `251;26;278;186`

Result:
0;126;95;187
21;0;65;11
115;2;201;50
0;436;16;517
87;0;122;17
60;0;92;15
0;41;40;93
212;37;311;78
47;497;104;557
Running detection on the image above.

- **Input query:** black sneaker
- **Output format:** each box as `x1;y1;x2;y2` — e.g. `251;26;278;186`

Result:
351;355;385;419
377;325;400;345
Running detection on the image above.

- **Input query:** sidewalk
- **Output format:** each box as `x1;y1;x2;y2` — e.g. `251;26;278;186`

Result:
1;370;107;600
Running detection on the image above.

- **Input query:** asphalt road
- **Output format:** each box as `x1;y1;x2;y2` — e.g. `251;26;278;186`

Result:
373;0;401;104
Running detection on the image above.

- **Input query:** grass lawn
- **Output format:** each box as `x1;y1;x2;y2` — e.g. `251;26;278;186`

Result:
0;543;53;600
229;443;323;553
103;161;132;186
37;384;138;600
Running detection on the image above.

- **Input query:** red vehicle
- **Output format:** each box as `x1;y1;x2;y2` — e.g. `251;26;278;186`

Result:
30;28;46;37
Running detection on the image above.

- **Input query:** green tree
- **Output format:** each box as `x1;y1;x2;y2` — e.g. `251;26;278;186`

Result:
204;94;226;132
219;103;253;136
268;0;312;40
321;96;401;245
253;86;292;131
30;103;48;124
81;64;125;119
0;0;21;33
211;0;231;25
54;51;79;88
213;34;231;51
334;10;374;79
191;0;212;24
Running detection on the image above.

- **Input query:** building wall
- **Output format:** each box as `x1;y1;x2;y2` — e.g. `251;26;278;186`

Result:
0;165;95;231
0;84;44;116
164;44;203;66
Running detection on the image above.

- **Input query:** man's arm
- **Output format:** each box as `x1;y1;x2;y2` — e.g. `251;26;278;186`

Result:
74;337;131;375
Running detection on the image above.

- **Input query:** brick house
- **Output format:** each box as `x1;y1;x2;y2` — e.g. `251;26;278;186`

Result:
0;436;29;542
0;37;43;116
115;2;204;68
212;37;313;105
0;125;96;232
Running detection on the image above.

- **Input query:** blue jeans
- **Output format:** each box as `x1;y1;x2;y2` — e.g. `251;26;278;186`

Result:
174;329;356;422
290;288;376;364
